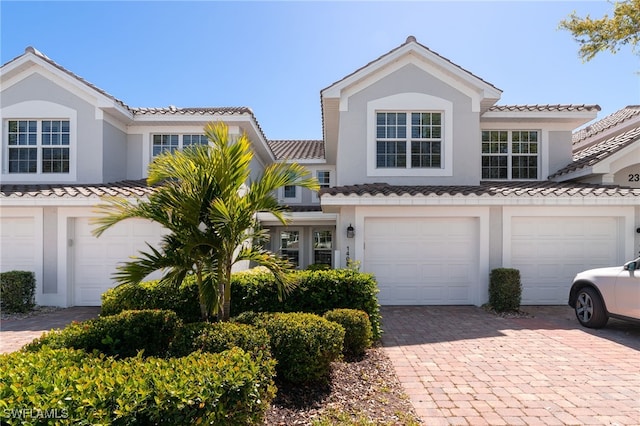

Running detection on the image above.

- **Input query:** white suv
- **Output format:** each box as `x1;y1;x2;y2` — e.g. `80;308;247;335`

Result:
568;257;640;328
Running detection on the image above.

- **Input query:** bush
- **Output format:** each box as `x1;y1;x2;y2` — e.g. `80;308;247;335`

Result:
169;321;271;358
259;312;344;384
489;268;522;312
306;263;331;271
24;309;182;358
101;277;201;322
231;269;382;340
0;271;35;313
324;308;372;358
0;346;276;425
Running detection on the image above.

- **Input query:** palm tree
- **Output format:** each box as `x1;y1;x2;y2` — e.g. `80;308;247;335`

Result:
93;122;319;321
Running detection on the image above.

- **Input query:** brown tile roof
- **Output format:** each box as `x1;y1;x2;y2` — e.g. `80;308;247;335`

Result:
268;140;325;160
0;180;155;199
573;105;640;144
550;125;640;179
488;104;600;113
320;181;640;198
322;35;501;95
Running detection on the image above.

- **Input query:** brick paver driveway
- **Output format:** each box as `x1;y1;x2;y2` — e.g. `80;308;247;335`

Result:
382;306;640;426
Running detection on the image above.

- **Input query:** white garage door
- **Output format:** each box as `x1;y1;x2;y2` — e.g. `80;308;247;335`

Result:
73;218;165;306
511;217;619;305
1;217;36;273
364;217;479;305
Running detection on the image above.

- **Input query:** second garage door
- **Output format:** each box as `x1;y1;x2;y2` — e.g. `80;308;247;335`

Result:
73;218;166;306
510;217;619;304
364;217;479;305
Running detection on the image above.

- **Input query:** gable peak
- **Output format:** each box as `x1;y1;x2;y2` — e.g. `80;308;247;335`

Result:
405;35;417;44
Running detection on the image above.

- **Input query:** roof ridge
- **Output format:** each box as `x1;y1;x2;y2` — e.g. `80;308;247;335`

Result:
573;105;640;143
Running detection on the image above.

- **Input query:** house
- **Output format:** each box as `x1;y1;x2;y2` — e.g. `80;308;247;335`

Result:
1;37;639;308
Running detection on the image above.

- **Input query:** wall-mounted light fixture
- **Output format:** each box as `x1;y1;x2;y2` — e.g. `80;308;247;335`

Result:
346;224;355;238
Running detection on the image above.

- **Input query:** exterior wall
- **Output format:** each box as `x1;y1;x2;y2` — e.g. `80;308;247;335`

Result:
616;163;640;188
102;120;128;182
42;207;58;294
1;73;103;184
336;63;479;186
547;131;573;177
126;134;144;179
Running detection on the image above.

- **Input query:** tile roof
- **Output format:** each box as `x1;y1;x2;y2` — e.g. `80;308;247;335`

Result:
573;105;640;144
550;125;640;179
320;181;640;198
0;180;155;199
131;106;253;116
3;47;132;112
322;35;501;95
268;140;325;160
488;104;600;113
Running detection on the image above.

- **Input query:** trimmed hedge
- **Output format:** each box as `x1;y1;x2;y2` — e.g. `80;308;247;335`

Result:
101;277;201;322
239;312;345;384
231;269;382;340
0;346;276;425
169;321;271;358
324;308;373;358
0;271;35;313
23;309;182;358
489;268;522;312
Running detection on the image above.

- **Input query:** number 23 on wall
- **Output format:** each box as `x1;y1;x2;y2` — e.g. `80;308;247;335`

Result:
629;173;640;182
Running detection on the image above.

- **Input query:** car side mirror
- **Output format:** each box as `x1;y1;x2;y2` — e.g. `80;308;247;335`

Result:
623;261;637;271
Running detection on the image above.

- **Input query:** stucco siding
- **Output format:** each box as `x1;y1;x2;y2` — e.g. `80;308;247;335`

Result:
102;121;128;182
1;72;103;183
336;63;480;186
42;207;58;294
547;131;572;178
126;134;144;179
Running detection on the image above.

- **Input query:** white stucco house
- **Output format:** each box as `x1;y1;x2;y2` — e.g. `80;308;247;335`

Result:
2;36;639;308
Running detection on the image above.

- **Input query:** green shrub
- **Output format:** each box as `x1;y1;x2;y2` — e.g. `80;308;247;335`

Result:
324;308;372;358
306;263;331;271
231;269;382;340
24;309;182;358
101;277;201;322
260;312;344;384
0;271;35;313
169;321;271;358
489;268;522;312
0;346;276;425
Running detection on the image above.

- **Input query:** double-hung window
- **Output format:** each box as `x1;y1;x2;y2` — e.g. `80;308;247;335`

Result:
279;230;300;267
152;134;208;157
7;119;70;174
481;130;539;180
313;229;333;266
376;112;442;169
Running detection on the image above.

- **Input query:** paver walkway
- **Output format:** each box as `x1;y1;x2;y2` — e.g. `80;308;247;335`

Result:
0;307;100;353
381;306;640;426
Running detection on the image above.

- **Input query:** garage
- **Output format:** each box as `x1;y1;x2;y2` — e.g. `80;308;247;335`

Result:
364;217;480;305
0;216;37;273
73;217;165;306
510;217;619;304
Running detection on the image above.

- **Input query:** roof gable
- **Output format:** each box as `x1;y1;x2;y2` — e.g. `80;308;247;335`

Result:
321;36;502;112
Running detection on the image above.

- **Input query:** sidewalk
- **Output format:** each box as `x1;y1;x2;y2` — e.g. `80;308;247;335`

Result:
0;306;100;353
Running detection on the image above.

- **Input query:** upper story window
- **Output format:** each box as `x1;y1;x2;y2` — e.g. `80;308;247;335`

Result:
316;170;330;189
481;130;539;180
376;112;442;169
152;134;208;156
367;93;453;177
284;185;297;198
7;119;70;174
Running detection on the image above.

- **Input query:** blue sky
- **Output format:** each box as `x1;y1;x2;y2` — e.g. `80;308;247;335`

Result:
2;1;639;140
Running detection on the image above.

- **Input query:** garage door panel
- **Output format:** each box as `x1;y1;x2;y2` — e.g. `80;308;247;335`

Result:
512;217;619;305
74;218;165;306
1;217;36;272
365;217;479;305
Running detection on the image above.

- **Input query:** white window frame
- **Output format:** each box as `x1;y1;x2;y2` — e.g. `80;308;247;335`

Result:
481;129;540;180
2;101;77;182
151;134;209;157
312;170;332;202
279;184;302;203
367;93;453;177
311;228;333;267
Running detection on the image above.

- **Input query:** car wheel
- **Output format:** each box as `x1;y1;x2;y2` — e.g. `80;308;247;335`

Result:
574;287;608;328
